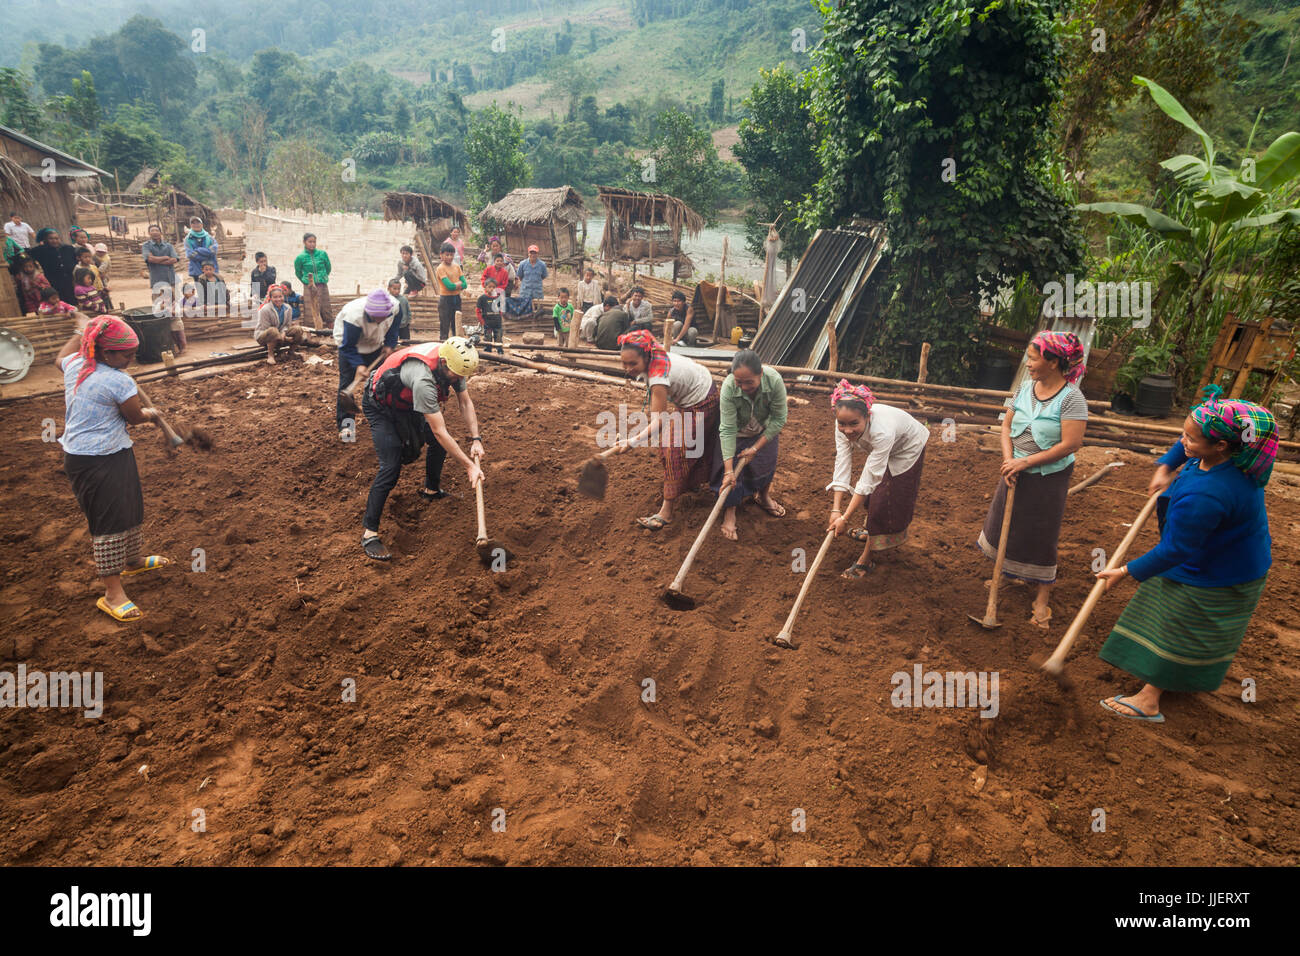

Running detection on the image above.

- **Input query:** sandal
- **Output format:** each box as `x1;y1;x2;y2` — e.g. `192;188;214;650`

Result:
361;536;391;561
749;496;786;518
848;528;870;542
1030;605;1052;629
636;515;669;531
841;562;874;579
96;596;142;622
1099;696;1165;723
419;487;450;500
122;555;171;577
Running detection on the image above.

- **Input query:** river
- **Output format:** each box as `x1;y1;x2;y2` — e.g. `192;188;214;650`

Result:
580;217;786;287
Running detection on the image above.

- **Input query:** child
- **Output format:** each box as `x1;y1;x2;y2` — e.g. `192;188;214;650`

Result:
39;285;78;318
552;287;574;339
281;280;304;323
74;266;106;314
387;277;412;345
180;282;201;320
477;275;505;354
76;247;113;311
447;227;466;265
250;252;277;299
196;261;228;316
577;267;601;313
15;256;51;315
434;241;466;340
480;253;510;297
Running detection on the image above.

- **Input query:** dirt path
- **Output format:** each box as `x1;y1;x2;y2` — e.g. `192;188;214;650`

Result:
0;360;1296;865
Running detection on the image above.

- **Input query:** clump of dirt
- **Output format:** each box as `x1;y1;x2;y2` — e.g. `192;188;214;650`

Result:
0;358;1296;866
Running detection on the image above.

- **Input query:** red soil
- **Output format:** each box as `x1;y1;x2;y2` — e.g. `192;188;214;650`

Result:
0;357;1297;865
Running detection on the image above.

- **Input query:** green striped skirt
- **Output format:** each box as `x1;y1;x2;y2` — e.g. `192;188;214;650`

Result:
1098;575;1267;693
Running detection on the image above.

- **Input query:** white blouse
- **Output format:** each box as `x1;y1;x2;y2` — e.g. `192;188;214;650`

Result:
826;403;930;497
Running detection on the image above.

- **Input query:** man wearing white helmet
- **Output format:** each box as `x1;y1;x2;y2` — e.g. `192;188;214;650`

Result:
358;337;485;561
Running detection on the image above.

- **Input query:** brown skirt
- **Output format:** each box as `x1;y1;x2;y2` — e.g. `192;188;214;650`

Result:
977;463;1073;583
861;450;926;551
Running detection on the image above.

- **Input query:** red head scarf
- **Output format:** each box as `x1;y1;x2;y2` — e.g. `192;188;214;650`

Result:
618;329;670;379
74;316;138;392
830;379;875;412
1031;330;1086;384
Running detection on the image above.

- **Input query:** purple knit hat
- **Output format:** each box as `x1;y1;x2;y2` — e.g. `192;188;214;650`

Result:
364;288;395;317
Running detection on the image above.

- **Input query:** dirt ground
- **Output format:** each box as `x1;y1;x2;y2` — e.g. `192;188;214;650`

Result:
1;357;1297;866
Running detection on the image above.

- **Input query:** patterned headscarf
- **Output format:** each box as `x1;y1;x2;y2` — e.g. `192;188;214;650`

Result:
75;316;139;392
1191;385;1278;487
1032;330;1086;383
618;329;671;409
830;379;875;412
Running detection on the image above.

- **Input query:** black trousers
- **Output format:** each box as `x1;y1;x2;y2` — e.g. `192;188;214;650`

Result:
337;347;381;429
438;295;461;340
362;393;448;532
482;321;503;353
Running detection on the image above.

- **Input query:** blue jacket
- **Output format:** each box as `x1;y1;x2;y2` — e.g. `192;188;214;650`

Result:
1127;441;1271;587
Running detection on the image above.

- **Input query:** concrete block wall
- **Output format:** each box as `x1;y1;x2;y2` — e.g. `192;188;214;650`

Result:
241;208;416;300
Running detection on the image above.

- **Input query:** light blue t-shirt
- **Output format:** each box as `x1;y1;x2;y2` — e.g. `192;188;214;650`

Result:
515;258;548;299
59;355;137;456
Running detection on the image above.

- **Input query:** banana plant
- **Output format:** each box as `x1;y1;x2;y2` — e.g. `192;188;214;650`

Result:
1076;76;1300;377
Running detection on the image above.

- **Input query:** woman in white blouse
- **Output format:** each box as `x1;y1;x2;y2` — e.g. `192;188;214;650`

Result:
826;380;930;578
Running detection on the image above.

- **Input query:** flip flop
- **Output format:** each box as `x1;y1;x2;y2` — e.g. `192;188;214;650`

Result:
848;528;870;542
753;498;786;518
96;596;142;622
362;536;391;561
1030;605;1053;629
121;555;171;577
1099;696;1165;723
636;515;669;531
840;561;874;579
419;488;450;500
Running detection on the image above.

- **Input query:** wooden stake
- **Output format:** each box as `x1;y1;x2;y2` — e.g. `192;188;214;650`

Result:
917;342;930;384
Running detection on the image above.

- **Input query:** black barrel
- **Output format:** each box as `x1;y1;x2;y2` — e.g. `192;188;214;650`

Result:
976;355;1017;391
1135;374;1175;417
121;308;175;364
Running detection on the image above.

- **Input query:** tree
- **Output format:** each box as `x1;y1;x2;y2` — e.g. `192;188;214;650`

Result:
266;139;350;213
0;68;42;135
465;104;532;215
629;108;725;225
1057;0;1250;188
802;0;1086;383
734;65;820;262
1077;76;1300;392
708;79;725;124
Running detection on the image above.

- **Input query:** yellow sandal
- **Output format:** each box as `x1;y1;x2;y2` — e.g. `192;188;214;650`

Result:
96;596;143;622
122;555;171;577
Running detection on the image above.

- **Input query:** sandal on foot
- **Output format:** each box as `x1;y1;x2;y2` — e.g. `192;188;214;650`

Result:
753;498;786;518
1030;605;1052;629
841;561;874;579
418;487;450;500
1100;696;1165;723
96;596;142;622
848;528;870;542
362;536;391;561
122;555;171;577
636;515;669;531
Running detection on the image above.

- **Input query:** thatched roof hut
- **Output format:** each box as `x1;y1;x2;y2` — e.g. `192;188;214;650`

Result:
596;186;702;280
382;191;469;243
0;124;104;237
478;186;588;266
159;187;223;243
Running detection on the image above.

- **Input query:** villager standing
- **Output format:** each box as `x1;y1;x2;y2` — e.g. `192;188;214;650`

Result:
294;232;334;327
434;242;467;339
977;331;1088;627
333;288;402;437
30;228;79;305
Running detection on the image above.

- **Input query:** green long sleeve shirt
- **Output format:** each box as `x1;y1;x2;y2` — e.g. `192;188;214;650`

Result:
719;365;788;460
294;248;332;285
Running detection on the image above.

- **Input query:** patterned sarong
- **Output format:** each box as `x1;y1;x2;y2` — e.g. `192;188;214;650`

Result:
1099;575;1267;692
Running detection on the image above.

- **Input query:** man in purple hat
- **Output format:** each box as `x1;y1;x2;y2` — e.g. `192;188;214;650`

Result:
333;288;401;438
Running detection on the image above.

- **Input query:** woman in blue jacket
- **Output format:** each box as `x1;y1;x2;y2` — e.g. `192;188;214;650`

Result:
1095;387;1276;722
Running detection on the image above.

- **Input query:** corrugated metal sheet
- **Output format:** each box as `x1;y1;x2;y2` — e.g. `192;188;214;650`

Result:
751;220;887;368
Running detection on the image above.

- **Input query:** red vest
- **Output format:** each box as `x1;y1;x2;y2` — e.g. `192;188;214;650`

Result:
368;343;452;411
